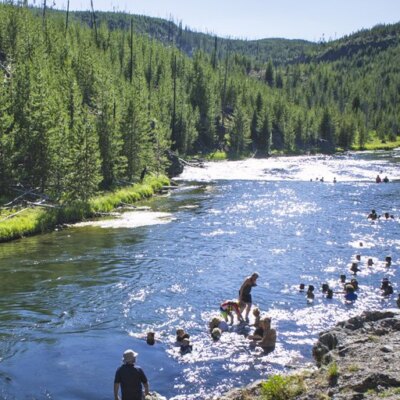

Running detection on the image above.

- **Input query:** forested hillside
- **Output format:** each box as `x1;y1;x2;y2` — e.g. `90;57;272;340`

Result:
0;3;399;202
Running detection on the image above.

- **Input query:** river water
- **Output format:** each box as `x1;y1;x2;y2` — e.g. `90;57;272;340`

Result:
0;151;399;399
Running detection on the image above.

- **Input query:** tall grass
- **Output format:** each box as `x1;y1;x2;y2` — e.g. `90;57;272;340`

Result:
0;175;169;243
261;374;305;400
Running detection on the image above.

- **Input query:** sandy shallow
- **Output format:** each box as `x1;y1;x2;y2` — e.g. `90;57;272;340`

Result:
73;211;175;229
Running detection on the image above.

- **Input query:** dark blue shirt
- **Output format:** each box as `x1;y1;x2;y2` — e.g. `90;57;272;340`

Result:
114;363;148;400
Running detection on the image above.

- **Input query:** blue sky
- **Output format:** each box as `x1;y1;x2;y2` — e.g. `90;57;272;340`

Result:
39;0;400;42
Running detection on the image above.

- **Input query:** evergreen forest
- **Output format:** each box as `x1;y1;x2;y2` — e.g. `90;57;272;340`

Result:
0;3;400;201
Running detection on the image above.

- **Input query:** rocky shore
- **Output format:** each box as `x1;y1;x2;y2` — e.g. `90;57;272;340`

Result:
216;310;400;400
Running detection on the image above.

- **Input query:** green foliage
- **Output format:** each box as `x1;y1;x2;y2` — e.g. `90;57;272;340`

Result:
0;175;169;242
261;375;305;400
327;361;339;379
0;3;399;203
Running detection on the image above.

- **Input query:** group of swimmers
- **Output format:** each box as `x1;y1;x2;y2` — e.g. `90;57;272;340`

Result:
368;209;395;221
207;272;277;352
376;174;389;183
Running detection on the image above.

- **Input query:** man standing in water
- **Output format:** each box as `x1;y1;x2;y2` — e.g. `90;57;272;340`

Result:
239;272;259;322
114;349;149;400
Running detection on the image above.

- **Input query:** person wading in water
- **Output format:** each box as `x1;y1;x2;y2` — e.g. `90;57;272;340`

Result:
239;272;259;322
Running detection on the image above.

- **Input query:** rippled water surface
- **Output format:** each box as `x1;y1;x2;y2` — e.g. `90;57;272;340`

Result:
0;151;399;399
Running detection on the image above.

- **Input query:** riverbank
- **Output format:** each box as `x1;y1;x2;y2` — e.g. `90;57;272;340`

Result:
0;175;169;243
216;310;400;400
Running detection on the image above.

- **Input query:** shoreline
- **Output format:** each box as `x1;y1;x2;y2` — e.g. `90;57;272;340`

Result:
216;310;400;400
0;175;170;243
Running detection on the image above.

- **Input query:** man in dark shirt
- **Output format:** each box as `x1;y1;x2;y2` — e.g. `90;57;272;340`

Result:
114;349;149;400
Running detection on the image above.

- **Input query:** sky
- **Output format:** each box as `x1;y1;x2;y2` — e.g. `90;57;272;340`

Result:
32;0;400;42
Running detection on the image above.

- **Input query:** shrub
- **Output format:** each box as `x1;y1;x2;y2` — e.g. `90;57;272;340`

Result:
261;374;305;400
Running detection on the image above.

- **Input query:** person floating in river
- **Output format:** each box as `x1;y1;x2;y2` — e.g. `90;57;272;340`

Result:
326;289;334;299
376;174;382;183
383;176;389;183
385;256;392;267
299;283;305;292
367;209;379;220
239;272;259;322
220;299;245;325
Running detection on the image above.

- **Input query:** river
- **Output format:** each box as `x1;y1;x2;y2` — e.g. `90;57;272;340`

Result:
0;151;399;399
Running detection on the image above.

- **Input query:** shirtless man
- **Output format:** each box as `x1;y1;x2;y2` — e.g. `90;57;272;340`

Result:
239;272;259;322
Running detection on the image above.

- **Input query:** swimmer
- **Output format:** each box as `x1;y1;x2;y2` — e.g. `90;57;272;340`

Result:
209;316;229;333
350;262;359;275
211;327;222;341
381;278;394;296
321;283;329;293
383;176;389;183
344;284;357;302
333;177;337;183
220;299;245;325
340;274;346;283
355;254;361;261
180;338;192;355
383;212;394;220
176;328;190;344
306;285;315;302
299;283;305;292
367;209;379;220
326;289;333;299
385;256;392;267
367;258;374;267
350;278;359;291
376;175;382;183
146;331;155;345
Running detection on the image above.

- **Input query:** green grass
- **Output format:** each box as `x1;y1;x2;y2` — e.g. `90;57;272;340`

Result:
206;150;228;161
261;374;305;400
0;174;169;243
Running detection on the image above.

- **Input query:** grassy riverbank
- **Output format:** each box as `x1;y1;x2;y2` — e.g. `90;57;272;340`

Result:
0;175;169;243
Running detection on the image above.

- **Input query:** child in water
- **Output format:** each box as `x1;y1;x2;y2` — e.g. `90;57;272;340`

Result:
220;299;245;324
180;337;193;355
176;328;190;343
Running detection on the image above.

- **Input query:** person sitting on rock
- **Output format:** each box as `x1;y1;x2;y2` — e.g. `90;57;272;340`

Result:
254;317;276;353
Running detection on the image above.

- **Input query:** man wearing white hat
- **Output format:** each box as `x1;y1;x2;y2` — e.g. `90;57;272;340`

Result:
114;349;149;400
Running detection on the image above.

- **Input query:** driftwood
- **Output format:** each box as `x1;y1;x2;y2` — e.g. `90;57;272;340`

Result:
0;208;29;223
